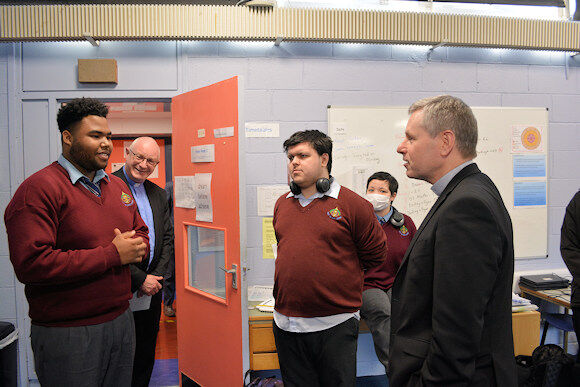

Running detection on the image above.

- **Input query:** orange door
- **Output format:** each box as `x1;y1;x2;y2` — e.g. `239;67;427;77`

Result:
172;77;242;386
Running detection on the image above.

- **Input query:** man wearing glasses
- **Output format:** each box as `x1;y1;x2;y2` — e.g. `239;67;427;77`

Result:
114;137;174;387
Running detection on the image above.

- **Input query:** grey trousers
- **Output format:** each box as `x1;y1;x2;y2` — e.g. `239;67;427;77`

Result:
31;308;135;387
360;288;392;371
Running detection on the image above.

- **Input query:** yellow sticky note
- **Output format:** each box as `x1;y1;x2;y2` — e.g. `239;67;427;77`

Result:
262;217;277;259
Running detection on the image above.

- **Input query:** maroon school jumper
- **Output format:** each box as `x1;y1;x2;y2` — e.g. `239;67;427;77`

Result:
4;162;149;327
273;186;388;318
364;213;416;291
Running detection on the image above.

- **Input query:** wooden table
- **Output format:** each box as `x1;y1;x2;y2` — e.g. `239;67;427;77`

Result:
249;304;539;370
519;284;571;352
519;285;571;309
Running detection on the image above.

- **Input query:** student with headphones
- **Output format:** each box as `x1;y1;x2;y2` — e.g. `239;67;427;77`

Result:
272;130;388;387
361;172;417;372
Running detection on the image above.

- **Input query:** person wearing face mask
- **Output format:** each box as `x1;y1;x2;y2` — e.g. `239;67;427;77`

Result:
361;172;416;372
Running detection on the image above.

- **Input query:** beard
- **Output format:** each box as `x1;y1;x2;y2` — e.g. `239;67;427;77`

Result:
69;140;107;173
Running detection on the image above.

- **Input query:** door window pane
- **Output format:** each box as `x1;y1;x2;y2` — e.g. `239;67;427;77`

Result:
186;225;226;299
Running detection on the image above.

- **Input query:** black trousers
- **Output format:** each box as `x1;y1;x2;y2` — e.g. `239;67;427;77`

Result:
273;317;359;387
573;307;580;362
132;291;162;387
163;254;176;307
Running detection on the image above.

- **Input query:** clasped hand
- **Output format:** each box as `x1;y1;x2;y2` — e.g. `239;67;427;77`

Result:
137;275;164;297
112;228;147;265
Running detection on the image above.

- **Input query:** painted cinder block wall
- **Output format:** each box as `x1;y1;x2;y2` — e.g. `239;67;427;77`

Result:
1;40;579;380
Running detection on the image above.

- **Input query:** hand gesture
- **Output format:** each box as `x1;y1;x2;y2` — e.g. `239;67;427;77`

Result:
139;274;163;296
112;228;147;265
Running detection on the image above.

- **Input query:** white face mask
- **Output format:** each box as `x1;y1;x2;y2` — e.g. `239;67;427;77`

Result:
365;193;391;212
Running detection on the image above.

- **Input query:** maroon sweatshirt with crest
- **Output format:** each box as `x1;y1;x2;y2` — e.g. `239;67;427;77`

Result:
4;162;149;327
273;186;387;317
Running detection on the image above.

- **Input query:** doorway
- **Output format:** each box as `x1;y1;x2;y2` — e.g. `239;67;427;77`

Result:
105;99;179;386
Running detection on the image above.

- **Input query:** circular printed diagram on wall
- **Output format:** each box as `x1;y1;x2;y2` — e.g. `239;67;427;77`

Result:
521;126;541;150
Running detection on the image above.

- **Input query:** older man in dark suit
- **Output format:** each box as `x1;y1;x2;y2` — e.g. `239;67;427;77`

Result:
389;95;517;386
113;137;174;387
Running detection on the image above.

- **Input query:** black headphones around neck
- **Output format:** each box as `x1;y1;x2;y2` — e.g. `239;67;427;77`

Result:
289;176;334;195
389;206;405;227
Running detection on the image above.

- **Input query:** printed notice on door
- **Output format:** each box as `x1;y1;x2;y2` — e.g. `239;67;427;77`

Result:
195;173;213;222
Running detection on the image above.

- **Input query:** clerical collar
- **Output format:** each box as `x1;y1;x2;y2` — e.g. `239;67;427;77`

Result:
122;166;143;188
431;160;474;196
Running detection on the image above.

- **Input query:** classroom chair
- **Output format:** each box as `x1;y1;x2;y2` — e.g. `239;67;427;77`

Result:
540;313;575;353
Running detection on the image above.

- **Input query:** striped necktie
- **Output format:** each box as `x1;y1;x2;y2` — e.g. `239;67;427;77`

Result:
80;177;101;197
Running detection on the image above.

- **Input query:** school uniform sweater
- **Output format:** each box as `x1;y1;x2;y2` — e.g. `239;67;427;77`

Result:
4;162;149;327
363;213;416;291
273;186;388;317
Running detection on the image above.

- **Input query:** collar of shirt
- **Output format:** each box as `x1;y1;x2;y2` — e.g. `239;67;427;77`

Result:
431;160;474;196
376;208;394;224
58;154;109;185
121;166;156;266
286;178;341;207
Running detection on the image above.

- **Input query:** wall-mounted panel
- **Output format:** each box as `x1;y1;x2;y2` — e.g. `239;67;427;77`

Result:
22;100;51;178
2;5;580;52
22;41;178;92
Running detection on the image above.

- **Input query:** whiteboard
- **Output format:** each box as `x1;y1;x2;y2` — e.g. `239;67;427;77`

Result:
328;106;549;259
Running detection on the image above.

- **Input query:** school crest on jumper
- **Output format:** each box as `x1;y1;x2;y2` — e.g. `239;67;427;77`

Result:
399;225;409;236
327;207;342;220
121;191;134;206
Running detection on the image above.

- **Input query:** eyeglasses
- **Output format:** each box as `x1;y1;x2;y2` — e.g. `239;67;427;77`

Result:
128;148;159;167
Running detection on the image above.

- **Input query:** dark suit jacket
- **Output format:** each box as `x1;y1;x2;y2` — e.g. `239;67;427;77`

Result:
113;168;174;293
389;163;517;387
561;190;580;307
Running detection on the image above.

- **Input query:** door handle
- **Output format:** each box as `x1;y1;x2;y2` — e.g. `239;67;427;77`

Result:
219;264;237;290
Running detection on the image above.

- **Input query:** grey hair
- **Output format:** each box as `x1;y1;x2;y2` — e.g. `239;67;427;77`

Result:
409;95;478;159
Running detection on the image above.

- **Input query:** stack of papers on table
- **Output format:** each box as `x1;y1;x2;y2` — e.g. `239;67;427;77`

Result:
512;292;538;313
256;298;275;313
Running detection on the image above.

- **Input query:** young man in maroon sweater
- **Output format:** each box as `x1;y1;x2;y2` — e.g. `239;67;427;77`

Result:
4;98;149;387
272;130;388;387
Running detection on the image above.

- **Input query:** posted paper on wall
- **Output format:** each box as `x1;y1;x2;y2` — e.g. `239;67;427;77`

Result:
111;162;124;173
257;185;290;217
262;217;277;259
214;126;235;138
513;154;546;178
195;173;213;222
191;144;215;163
514;180;547;207
511;125;544;153
245;122;280;138
174;175;196;209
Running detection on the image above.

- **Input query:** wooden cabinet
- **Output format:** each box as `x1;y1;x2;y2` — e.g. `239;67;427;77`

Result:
512;310;540;356
249;308;279;371
249;308;540;370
